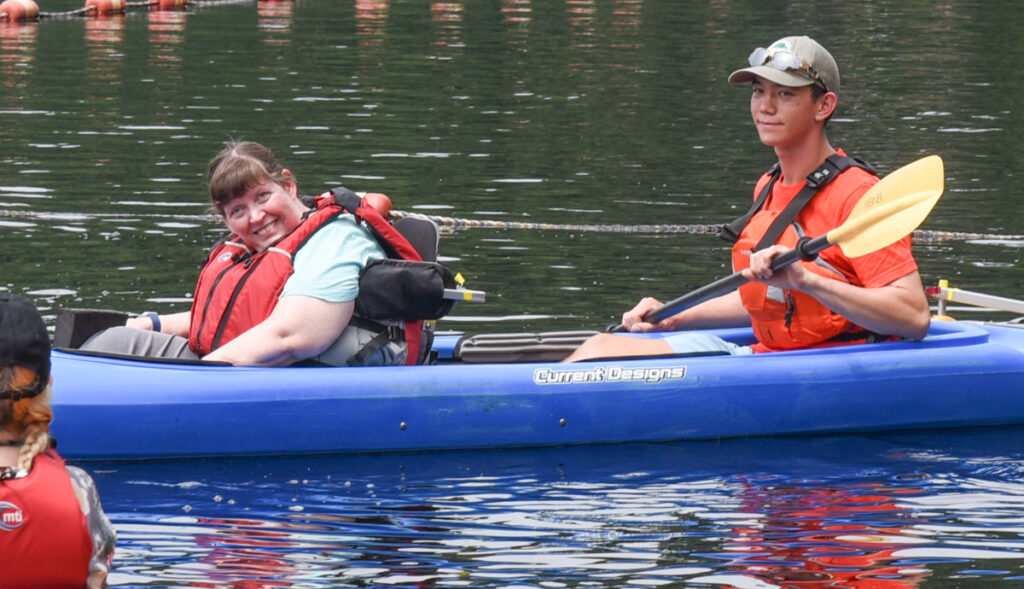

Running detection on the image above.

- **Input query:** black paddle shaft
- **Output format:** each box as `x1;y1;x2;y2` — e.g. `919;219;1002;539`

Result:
611;234;829;332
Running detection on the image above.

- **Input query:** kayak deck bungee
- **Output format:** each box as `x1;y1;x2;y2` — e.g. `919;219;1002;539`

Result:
49;318;1024;460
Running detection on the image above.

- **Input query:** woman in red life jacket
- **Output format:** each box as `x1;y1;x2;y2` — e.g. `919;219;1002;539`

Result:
0;293;116;588
81;141;410;367
565;35;930;362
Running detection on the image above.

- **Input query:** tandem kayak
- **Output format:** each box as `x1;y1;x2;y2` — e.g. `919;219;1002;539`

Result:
49;317;1024;460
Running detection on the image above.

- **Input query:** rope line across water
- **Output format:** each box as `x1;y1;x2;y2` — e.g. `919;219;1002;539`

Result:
0;207;1020;242
392;211;721;234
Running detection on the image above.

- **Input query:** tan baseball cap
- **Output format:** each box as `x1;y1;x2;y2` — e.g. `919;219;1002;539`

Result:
728;36;839;94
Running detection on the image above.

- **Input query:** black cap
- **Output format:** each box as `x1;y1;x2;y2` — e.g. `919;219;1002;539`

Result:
0;294;51;400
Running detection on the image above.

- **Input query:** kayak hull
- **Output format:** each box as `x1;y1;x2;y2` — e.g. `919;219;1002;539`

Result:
50;321;1024;460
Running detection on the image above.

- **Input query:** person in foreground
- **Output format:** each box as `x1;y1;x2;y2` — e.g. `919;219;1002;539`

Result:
81;141;409;367
0;293;116;588
565;35;930;362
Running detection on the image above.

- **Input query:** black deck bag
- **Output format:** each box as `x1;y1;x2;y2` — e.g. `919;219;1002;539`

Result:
355;258;457;321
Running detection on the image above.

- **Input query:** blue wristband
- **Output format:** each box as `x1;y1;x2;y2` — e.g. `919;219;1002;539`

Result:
141;311;161;333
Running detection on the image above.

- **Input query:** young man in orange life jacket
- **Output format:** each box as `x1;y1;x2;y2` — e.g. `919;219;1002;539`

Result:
565;35;930;362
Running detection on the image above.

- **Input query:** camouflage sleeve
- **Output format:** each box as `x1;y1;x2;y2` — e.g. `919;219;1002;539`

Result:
67;465;117;588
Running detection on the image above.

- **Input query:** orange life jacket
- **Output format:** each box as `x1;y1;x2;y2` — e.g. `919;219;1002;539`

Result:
727;155;885;353
732;212;852;352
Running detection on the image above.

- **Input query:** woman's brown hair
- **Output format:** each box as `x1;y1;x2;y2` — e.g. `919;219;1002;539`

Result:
206;141;293;214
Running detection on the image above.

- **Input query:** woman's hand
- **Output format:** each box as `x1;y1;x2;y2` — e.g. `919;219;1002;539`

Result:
125;315;154;331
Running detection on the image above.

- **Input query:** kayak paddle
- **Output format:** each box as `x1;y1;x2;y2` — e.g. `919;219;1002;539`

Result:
613;154;945;332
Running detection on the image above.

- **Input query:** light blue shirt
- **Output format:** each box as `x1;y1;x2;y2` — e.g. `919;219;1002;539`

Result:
281;214;386;303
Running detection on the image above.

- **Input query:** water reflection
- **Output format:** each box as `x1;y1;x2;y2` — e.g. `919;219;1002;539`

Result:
712;478;932;587
85;11;125;49
501;0;531;25
566;0;595;51
258;0;293;46
91;431;1024;587
355;0;388;47
0;21;35;91
147;8;186;68
85;13;125;113
430;1;462;55
611;0;642;32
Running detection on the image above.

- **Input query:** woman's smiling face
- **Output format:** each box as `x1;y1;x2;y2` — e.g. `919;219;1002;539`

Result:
221;172;307;251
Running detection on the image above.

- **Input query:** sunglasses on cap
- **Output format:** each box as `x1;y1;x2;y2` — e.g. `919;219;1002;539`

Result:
747;47;826;90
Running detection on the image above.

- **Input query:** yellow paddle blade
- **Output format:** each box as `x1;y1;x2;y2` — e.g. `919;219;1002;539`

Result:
828;155;944;257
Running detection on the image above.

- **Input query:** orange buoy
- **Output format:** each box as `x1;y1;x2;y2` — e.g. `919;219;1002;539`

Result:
156;0;187;9
85;0;126;14
0;0;39;20
364;192;393;220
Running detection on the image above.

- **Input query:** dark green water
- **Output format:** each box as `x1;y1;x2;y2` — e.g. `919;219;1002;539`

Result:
4;2;1024;587
1;0;1021;332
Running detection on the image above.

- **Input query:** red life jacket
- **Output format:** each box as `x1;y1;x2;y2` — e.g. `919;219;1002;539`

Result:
188;191;425;365
0;449;92;588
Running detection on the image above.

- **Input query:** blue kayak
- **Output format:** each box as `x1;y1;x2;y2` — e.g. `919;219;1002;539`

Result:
49;320;1024;460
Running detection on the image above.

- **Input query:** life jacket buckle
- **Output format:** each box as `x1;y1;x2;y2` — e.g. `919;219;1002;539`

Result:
805;167;832;189
387;323;405;342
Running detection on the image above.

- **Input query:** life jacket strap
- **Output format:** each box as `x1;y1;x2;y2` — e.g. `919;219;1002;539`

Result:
719;154;877;245
345;316;405;366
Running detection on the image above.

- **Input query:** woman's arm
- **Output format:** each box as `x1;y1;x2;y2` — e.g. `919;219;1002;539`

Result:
202;295;354;366
124;310;191;337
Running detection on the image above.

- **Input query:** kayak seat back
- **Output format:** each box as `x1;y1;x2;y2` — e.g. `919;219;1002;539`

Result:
393;215;440;263
53;308;130;349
